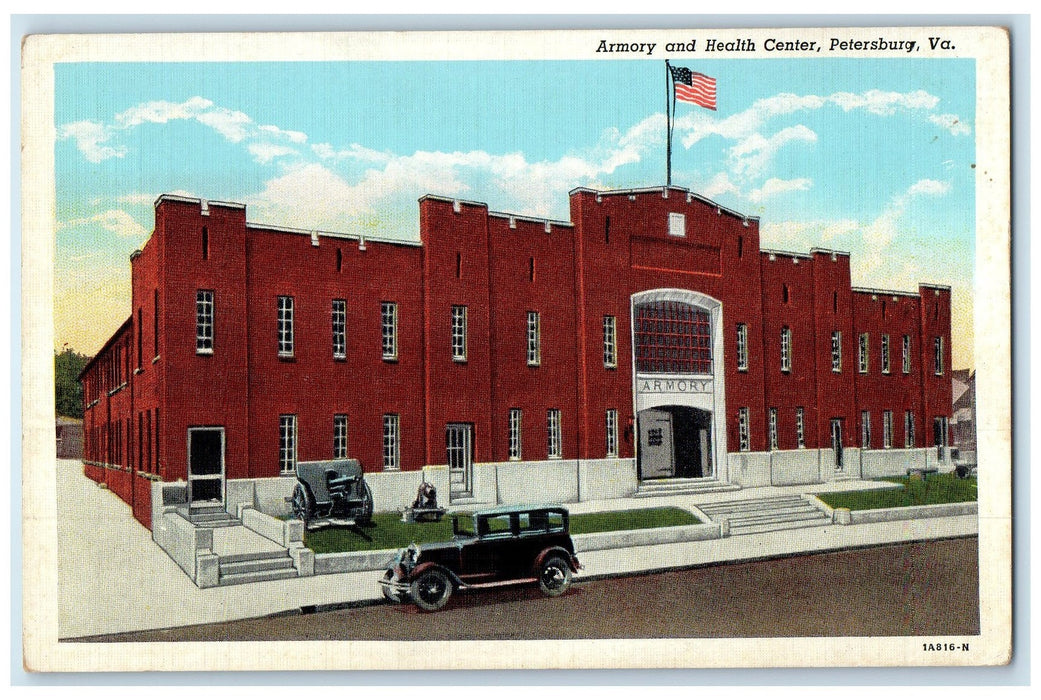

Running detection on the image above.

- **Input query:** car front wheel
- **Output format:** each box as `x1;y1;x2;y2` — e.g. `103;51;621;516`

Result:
410;569;453;611
538;556;572;597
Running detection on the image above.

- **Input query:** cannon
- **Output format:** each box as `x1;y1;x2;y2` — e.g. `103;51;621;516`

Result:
291;459;373;528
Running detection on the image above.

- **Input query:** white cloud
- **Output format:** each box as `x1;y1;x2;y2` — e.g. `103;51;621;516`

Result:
58;121;125;163
248;143;298;164
929;113;971;136
729;125;817;179
760;218;859;249
114;96;213;128
259;124;307;143
59;209;149;239
195;107;253;143
747;177;812;204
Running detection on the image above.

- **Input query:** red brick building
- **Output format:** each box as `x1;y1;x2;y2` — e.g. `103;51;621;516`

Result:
80;186;953;527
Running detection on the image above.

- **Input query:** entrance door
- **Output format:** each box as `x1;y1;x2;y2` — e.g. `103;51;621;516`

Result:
446;423;473;498
187;427;224;508
830;419;844;469
638;409;675;479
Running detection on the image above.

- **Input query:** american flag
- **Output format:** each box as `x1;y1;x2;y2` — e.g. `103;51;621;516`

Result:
670;66;717;111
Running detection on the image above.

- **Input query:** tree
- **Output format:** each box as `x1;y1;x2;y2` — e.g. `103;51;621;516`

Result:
55;348;89;418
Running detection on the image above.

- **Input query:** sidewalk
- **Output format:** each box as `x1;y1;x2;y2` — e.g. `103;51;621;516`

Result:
56;459;977;639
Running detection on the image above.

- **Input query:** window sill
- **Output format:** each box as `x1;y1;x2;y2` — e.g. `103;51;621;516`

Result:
196;348;214;356
152;355;160;364
382;356;399;363
333;355;347;362
278;354;296;362
604;363;617;370
133;367;143;375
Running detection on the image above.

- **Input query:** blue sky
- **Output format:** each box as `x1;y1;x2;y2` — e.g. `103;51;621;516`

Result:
54;58;976;367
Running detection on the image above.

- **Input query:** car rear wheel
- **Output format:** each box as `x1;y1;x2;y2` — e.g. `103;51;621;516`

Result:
538;556;572;597
410;569;452;611
382;570;403;603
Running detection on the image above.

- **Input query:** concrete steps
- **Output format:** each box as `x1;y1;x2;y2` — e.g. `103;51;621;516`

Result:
635;478;742;498
181;505;241;528
697;495;831;536
217;549;298;586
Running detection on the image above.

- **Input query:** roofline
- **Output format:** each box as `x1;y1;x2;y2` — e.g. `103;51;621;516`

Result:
569;185;760;224
154;194;246;210
851;286;921;299
919;283;953;291
78;315;133;379
760;248;813;260
245;223;422;248
488;211;574;229
809;247;851;257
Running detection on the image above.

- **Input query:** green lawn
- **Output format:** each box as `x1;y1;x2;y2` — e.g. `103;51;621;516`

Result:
303;506;700;554
816;472;977;511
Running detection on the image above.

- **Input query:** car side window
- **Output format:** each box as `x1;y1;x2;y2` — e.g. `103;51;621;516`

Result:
518;511;549;534
547;511;565;532
479;514;513;538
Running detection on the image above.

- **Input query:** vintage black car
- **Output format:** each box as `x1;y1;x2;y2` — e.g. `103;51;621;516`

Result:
291;459;373;528
380;504;581;611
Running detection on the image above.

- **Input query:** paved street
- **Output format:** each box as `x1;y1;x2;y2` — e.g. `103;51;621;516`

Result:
74;537;979;642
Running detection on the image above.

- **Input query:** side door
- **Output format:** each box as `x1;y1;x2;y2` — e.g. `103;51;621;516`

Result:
187;427;225;509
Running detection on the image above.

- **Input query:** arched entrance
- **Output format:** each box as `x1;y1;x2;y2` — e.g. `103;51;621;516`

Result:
631;289;728;482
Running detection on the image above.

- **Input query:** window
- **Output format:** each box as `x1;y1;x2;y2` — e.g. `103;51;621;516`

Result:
451;305;468;361
780;327;792;373
934;336;944;376
736;323;748;371
796;407;806;448
605;409;619;457
830;419;844;468
333;414;348;459
668;212;686;237
861;410;871;449
277;296;294;357
831;331;842;372
905;411;916;448
136;308;142;369
196;290;215;354
547;409;562;459
883;410;894;448
332;299;347;359
635;301;712;374
738;408;750;452
382;413;400;470
508;408;522;460
768;408;778;450
858;333;869;373
603;316;617;368
202;226;208;260
381;302;398;360
881;334;890;374
527;311;541;366
902;335;912;374
279;415;297;474
153;289;159;358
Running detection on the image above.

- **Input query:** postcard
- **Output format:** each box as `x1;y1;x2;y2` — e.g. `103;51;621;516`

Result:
21;25;1011;672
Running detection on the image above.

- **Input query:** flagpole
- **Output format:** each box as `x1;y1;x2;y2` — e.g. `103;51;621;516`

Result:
665;60;672;187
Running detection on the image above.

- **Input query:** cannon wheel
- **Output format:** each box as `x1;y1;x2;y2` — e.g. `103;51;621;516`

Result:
291;481;315;525
354;480;374;526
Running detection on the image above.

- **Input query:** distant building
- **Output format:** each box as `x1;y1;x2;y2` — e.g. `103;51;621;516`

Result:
951;369;976;464
56;416;83;459
79;186;954;528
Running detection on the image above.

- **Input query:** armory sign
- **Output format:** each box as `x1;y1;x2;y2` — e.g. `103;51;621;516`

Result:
636;377;712;395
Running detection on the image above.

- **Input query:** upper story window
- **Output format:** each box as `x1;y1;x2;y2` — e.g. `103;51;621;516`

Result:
332;299;347;360
603;315;617;368
668;212;686;237
934;336;944;376
858;333;869;373
451;305;468;362
527;311;541;366
153;289;160;358
736;323;748;371
902;335;912;374
780;326;792;373
881;334;891;374
635;300;711;374
277;296;294;358
381;302;398;361
196;290;214;355
831;331;842;372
